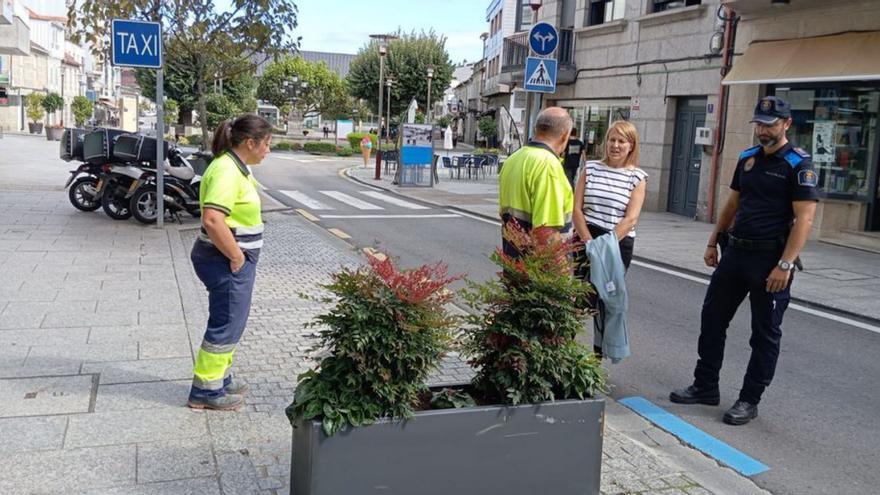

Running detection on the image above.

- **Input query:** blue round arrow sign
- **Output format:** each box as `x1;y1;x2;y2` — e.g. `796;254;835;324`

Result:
528;22;558;56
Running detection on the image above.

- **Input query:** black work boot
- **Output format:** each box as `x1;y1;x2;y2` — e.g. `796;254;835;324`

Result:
669;385;721;406
224;381;249;395
187;394;245;411
723;400;758;425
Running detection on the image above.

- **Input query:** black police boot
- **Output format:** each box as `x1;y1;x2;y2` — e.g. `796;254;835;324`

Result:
723;400;758;425
669;385;721;406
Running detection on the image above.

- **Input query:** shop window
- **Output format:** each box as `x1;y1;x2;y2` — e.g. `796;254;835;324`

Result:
588;0;625;26
652;0;701;13
562;102;631;159
774;85;879;199
518;1;533;31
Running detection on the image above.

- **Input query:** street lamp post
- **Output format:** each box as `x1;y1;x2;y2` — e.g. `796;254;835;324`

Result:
369;34;398;179
426;65;434;124
282;76;308;133
385;77;393;148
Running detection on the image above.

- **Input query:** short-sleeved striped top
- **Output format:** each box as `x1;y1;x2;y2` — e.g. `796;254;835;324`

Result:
580;160;648;238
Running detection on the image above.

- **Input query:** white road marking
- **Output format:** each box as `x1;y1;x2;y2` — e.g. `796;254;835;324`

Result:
279;190;333;210
360;191;429;209
320;214;460;219
632;260;880;334
258;190;285;208
446;209;501;226
320;191;383;210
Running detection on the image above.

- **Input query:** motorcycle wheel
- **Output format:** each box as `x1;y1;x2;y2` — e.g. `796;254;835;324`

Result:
101;182;133;220
68;177;102;212
130;186;159;224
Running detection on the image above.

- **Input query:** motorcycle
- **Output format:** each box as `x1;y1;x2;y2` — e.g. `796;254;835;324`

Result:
80;128;137;220
60;128;104;212
125;138;211;224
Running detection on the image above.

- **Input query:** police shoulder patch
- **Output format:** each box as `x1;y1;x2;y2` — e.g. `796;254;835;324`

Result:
793;147;810;158
798;169;818;187
739;145;761;161
783;150;804;168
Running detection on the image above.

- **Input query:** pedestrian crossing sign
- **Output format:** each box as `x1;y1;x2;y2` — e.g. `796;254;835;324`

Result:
524;56;557;93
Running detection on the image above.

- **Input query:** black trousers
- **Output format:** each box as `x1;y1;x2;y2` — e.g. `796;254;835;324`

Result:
693;245;792;405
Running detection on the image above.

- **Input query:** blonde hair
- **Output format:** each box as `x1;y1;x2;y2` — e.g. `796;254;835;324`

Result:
601;120;640;167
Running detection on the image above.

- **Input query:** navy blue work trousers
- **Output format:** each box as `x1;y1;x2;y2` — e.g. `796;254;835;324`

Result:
693;246;792;404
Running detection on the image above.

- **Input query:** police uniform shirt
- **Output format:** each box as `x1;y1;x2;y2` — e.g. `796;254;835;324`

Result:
729;143;819;240
563;137;585;173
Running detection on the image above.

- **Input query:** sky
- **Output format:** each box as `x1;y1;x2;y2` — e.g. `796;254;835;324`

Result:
294;0;488;64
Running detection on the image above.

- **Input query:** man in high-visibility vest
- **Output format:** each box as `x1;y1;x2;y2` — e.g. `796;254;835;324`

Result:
499;107;574;257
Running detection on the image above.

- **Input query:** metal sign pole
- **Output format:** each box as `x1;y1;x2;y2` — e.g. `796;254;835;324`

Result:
156;68;164;228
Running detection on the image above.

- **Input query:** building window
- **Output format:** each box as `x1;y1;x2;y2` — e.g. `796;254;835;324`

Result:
519;1;533;31
773;84;880;200
561;101;631;159
651;0;701;13
588;0;625;26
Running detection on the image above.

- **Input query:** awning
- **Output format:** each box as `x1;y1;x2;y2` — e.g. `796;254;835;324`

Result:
723;32;880;85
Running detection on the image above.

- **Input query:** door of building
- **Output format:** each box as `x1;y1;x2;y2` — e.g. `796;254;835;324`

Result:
668;98;707;217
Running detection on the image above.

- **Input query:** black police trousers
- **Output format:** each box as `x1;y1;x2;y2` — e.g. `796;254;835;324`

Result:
693;245;792;405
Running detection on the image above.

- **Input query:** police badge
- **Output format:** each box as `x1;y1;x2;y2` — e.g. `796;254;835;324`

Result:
760;99;773;112
744;157;755;172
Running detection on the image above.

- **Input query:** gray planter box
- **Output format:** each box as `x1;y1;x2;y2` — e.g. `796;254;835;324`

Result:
291;398;605;495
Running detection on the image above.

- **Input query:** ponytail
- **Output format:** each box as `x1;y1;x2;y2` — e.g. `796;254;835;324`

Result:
211;114;273;157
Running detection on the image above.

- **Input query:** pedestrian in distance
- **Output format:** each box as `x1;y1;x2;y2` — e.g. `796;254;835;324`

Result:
563;127;586;190
670;96;819;425
571;120;647;359
323;125;330;139
360;135;373;168
187;113;273;411
498;107;574;257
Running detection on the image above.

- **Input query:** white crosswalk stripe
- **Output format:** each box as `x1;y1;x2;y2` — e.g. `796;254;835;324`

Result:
359;191;429;209
278;190;334;210
320;191;383;210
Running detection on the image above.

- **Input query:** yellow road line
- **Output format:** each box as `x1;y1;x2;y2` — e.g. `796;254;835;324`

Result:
327;228;351;239
295;209;320;222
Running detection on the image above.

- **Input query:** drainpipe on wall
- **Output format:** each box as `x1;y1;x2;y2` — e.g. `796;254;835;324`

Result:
707;6;737;224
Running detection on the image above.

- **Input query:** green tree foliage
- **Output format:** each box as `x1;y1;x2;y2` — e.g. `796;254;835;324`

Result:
478;116;497;141
163;98;180;129
68;0;299;144
204;93;240;129
42;93;64;125
257;56;349;119
71;96;94;127
435;114;453;130
347;30;453;117
25;93;45;123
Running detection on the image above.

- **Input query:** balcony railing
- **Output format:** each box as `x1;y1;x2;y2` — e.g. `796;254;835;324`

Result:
502;28;574;72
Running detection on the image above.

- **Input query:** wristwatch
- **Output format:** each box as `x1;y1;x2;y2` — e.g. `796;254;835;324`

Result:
777;260;793;271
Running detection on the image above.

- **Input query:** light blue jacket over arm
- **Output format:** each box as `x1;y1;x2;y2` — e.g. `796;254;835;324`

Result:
586;231;630;362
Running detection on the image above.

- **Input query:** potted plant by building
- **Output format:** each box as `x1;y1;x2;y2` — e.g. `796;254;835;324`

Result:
286;224;607;495
42;92;65;141
25;93;46;134
71;96;94;129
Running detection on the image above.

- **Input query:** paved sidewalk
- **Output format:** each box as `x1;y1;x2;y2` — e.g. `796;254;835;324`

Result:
0;135;766;494
349;165;880;323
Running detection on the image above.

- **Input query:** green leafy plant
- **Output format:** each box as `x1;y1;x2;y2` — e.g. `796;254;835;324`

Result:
435;114;453;130
272;141;293;151
347;131;378;150
25;93;46;124
186;134;203;147
478;116;497;142
71;96;94;128
303;141;337;154
42;92;64;126
163;98;180;128
430;388;477;410
336;146;353;157
287;256;461;436
462;222;607;405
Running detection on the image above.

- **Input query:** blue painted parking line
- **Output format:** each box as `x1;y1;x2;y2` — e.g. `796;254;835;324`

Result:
619;396;770;477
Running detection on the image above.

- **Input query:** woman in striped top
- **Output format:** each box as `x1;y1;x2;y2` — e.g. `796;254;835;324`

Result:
573;120;647;270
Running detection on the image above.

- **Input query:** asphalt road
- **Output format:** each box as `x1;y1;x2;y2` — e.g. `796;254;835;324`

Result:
256;155;880;495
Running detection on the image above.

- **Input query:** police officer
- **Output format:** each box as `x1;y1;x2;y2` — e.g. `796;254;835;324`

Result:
187;114;273;411
563;127;586;190
670;96;819;425
498;107;573;257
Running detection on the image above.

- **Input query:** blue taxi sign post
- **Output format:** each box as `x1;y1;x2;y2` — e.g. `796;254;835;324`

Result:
111;19;165;227
528;22;558;57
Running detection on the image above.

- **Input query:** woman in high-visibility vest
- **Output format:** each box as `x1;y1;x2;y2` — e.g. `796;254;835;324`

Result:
187;114;272;411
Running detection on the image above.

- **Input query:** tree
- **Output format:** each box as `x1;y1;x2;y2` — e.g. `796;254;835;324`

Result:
164;99;180;129
347;30;453;118
42;93;64;126
478;116;497;146
257;56;349;120
25;93;45;124
68;0;300;147
71;96;94;127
